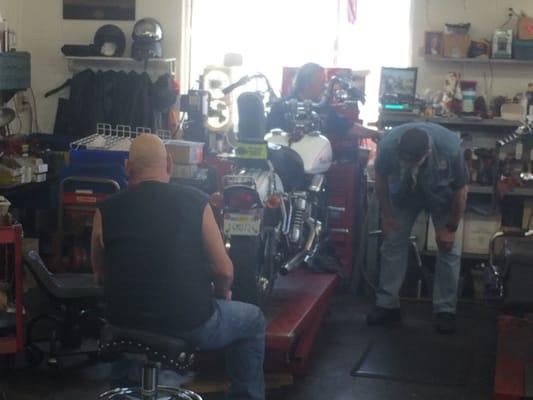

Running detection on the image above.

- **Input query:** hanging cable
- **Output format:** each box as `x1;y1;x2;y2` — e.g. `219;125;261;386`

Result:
29;88;40;133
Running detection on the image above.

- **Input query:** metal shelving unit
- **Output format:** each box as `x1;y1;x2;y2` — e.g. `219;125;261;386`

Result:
420;250;487;260
0;225;24;355
379;114;521;130
65;56;177;80
468;184;533;197
424;55;533;66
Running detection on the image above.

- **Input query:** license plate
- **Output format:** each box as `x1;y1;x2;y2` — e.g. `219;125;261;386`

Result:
223;211;262;236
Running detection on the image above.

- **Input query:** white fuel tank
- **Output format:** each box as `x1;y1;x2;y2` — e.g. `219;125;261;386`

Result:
265;129;332;175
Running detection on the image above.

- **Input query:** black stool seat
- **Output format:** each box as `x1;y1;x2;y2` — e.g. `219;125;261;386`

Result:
24;250;103;300
99;324;195;372
98;324;202;399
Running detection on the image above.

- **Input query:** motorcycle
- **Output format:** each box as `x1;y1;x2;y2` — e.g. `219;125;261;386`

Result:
212;74;356;305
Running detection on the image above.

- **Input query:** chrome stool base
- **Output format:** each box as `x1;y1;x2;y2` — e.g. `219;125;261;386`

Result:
98;386;202;400
98;364;202;400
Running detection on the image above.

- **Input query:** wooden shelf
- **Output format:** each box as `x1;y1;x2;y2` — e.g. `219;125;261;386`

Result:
424;55;533;65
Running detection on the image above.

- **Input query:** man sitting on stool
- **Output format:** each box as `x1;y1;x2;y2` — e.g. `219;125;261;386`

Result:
91;134;265;400
367;123;468;334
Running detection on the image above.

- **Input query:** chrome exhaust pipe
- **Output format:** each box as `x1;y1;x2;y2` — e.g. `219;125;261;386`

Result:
304;220;322;265
280;219;323;275
279;250;308;275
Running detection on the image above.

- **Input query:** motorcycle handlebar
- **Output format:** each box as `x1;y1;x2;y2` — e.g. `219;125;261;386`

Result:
280;75;361;110
497;117;533;147
221;73;279;101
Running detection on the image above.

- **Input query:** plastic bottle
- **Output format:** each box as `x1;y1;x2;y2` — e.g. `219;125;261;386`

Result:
461;80;477;114
527;83;533;117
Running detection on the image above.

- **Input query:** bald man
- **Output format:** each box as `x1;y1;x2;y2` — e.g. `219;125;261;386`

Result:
91;134;265;400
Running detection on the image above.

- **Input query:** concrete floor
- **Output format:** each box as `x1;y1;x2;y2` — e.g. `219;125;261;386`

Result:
0;289;498;400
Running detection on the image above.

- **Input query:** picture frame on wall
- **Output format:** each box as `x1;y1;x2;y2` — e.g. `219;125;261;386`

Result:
63;0;135;21
425;31;443;57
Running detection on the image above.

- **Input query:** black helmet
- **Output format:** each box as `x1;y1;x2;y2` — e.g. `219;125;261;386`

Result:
131;41;163;61
132;18;163;43
93;24;126;57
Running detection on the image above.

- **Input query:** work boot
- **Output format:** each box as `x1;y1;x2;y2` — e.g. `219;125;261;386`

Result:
435;312;455;334
366;306;401;326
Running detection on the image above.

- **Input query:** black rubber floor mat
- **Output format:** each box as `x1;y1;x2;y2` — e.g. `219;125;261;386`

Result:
351;335;474;386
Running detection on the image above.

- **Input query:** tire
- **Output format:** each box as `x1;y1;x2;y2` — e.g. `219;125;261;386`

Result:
25;344;44;368
257;231;279;307
229;236;261;305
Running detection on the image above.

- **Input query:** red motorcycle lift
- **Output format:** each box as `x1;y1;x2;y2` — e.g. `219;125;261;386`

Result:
196;268;338;377
263;268;338;376
493;315;533;400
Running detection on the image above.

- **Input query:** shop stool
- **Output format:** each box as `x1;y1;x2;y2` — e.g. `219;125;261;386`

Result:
98;324;202;400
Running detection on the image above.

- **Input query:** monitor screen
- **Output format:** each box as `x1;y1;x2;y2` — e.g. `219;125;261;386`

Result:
379;67;418;111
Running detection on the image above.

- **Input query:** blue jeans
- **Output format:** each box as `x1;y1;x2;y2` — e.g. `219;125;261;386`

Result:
376;205;462;314
111;299;266;400
180;299;266;400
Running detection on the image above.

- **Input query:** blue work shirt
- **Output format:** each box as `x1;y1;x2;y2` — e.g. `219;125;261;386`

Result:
374;122;468;219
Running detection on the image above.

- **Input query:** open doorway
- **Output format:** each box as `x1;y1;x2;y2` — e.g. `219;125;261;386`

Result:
187;0;412;124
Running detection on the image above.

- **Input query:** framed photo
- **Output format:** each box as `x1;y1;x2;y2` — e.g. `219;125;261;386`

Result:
63;0;135;21
425;31;443;56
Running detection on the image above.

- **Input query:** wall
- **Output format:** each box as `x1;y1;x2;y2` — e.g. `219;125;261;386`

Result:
411;0;533;102
1;0;183;134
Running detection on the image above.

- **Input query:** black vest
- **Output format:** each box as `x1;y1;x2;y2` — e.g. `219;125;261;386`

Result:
98;181;214;334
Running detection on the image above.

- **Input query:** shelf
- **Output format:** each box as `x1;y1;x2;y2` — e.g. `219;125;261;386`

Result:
379;114;521;129
468;184;533;197
424;55;533;65
420;250;487;260
65;56;177;79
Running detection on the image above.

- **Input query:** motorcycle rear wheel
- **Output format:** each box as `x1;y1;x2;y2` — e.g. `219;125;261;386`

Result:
257;231;279;307
229;236;261;305
229;232;279;307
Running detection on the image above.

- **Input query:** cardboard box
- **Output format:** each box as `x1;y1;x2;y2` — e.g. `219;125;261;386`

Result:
443;34;470;58
518;17;533;40
427;217;464;252
172;164;198;179
462;213;501;255
164;140;204;165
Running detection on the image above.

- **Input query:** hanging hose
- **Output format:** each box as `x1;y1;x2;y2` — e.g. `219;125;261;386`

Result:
355;183;379;292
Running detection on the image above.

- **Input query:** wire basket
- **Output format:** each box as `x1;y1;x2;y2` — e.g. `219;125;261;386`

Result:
70;124;171;152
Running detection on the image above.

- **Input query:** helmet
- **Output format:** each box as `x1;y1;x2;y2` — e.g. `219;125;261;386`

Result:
132;18;163;43
93;24;126;57
131;41;163;61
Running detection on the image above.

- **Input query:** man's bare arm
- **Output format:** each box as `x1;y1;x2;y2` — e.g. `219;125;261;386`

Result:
91;209;106;285
447;186;468;228
348;123;380;140
202;204;234;299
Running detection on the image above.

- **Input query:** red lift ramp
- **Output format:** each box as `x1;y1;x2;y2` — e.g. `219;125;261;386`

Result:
263;268;338;376
493;315;533;400
195;268;338;379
